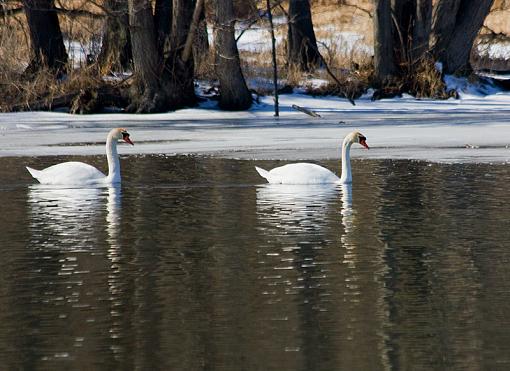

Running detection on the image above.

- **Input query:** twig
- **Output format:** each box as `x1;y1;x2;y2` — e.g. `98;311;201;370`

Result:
235;0;285;42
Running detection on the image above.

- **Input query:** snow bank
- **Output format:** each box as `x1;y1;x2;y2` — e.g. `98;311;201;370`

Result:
1;79;510;163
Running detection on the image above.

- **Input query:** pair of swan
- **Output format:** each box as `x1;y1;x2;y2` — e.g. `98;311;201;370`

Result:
26;128;368;185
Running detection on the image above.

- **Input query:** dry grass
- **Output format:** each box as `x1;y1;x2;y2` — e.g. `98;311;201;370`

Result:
0;65;118;112
408;57;451;99
237;2;374;98
4;0;500;110
0;15;31;74
0;1;110;111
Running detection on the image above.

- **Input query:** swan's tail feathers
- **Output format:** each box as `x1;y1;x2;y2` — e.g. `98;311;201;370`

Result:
255;166;272;182
26;166;41;180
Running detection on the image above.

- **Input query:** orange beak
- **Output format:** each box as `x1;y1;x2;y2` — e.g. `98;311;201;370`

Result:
123;133;134;145
360;138;369;149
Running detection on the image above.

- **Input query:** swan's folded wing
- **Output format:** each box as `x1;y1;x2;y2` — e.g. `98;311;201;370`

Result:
27;162;106;185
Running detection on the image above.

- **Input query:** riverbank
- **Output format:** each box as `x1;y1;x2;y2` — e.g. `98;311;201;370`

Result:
1;86;510;163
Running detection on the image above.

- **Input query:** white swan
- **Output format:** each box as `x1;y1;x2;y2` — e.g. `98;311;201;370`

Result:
26;128;134;185
255;131;369;184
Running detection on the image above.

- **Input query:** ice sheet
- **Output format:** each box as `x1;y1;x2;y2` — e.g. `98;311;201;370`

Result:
1;86;510;163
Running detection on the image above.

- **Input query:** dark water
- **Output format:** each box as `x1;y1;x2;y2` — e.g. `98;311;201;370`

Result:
1;155;510;370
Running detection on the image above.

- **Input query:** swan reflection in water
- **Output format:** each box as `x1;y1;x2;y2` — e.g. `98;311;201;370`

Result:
27;183;122;262
26;184;126;359
255;183;357;358
28;184;104;249
28;185;122;244
255;183;341;302
256;183;339;233
340;183;356;265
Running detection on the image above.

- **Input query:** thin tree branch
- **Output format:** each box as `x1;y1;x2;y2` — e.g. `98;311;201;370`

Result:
343;2;372;18
235;0;285;42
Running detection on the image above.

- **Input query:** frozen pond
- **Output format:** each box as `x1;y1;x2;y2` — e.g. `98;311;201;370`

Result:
1;155;510;369
1;102;510;163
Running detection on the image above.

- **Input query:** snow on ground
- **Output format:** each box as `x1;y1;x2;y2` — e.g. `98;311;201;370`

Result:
477;40;510;60
66;40;101;68
1;77;510;163
235;25;373;58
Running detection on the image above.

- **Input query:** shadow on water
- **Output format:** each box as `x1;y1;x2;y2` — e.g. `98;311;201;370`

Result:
1;155;510;370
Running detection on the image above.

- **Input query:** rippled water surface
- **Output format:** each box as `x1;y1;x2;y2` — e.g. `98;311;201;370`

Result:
2;155;510;370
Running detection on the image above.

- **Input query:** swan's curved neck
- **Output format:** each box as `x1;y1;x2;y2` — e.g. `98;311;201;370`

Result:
340;136;352;183
106;134;121;183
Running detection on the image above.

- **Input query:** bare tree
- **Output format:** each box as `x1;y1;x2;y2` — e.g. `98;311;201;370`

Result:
162;0;196;107
287;0;321;71
127;0;196;112
213;0;252;110
192;5;209;68
154;0;172;56
128;0;162;112
431;0;495;74
23;0;68;74
412;0;432;61
373;0;396;84
374;0;433;84
391;0;432;69
98;0;132;73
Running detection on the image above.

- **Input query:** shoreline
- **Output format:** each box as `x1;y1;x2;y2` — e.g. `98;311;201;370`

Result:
1;93;510;163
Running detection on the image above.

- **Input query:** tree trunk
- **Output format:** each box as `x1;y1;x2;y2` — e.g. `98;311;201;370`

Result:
373;0;397;84
431;0;462;65
154;0;172;56
411;0;432;61
213;0;252;110
159;0;196;108
287;0;321;71
127;0;196;112
98;0;132;73
169;0;193;52
432;0;494;74
390;0;415;69
128;0;164;112
388;0;431;69
192;7;209;67
23;0;68;74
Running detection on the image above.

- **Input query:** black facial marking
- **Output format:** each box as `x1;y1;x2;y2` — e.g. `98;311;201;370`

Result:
122;132;130;139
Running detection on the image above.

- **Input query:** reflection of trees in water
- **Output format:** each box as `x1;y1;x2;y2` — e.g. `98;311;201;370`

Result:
4;156;510;369
256;183;368;369
118;156;274;370
374;161;510;370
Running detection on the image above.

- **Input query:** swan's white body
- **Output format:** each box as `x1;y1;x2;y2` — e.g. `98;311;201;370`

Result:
26;128;133;185
255;131;368;185
255;163;340;184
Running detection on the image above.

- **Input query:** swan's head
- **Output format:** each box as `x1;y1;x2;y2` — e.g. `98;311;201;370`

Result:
111;128;134;145
346;131;369;149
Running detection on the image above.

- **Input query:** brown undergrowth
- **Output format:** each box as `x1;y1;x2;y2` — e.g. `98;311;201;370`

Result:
0;66;127;113
0;0;496;112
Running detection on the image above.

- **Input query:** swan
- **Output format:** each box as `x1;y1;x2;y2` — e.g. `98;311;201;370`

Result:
26;128;134;185
255;131;368;184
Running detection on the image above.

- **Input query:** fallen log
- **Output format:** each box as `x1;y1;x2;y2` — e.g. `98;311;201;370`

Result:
291;104;321;118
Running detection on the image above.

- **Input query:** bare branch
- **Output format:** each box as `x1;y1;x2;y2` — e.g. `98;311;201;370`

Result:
343;2;372;18
235;0;285;42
